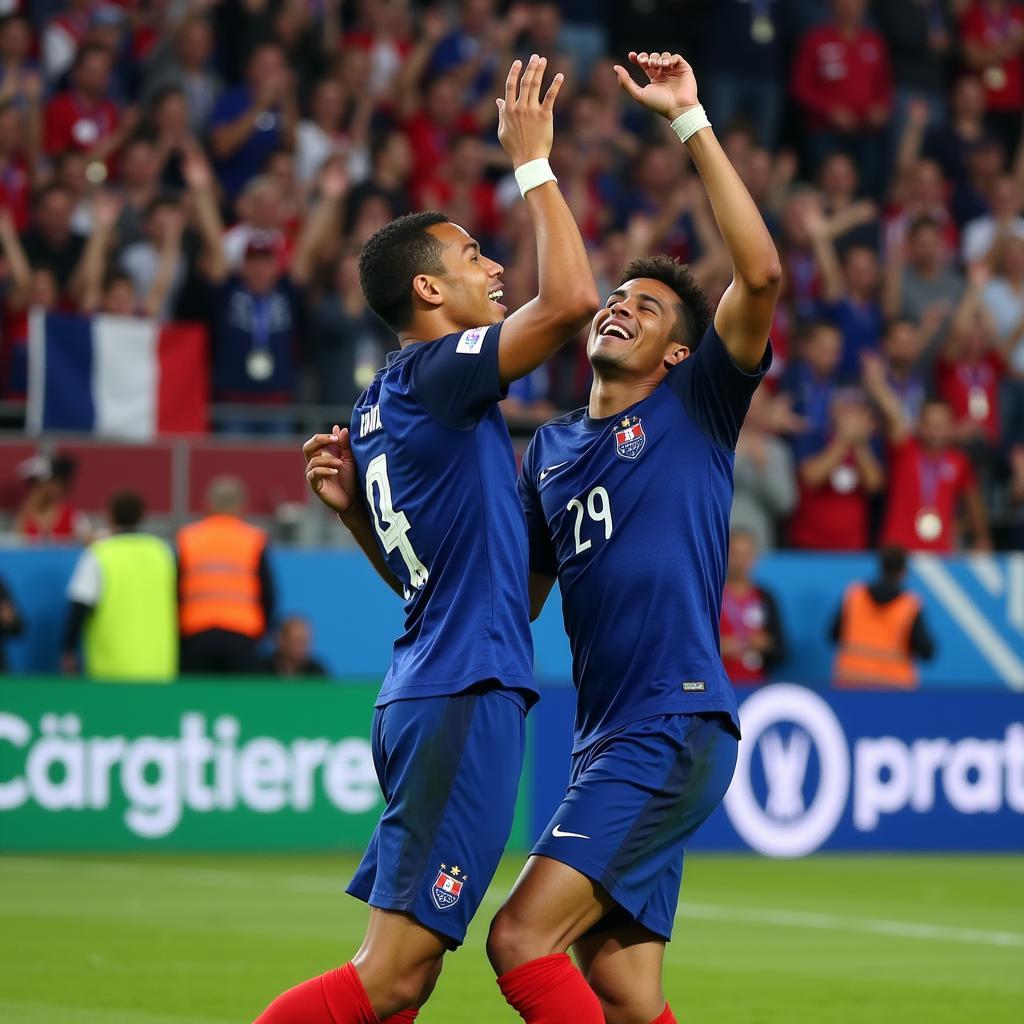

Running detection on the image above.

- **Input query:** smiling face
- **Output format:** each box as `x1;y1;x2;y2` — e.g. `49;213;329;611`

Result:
424;221;506;328
588;278;689;381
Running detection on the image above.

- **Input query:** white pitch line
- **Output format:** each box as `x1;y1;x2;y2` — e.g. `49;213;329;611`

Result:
677;902;1024;949
4;857;1023;950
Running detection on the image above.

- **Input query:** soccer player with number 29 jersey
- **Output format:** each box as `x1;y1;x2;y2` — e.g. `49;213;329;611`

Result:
255;55;599;1024
484;52;782;1024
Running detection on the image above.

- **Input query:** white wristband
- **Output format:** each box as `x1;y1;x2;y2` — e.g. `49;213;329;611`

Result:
514;158;557;198
670;105;712;145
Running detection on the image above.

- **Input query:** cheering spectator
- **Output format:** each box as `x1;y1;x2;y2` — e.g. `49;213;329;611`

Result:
863;319;928;429
873;389;992;551
923;76;993;187
884;215;966;364
117;196;188;320
962;174;1024;262
296;75;372;188
960;0;1024;154
817;152;879;251
310;247;395;407
791;0;892;196
142;12;222;134
261;615;327;678
720;528;786;686
788;391;885;551
0;99;31;232
831;545;935;689
208;42;297;200
807;207;884;380
222;174;294;272
780;320;844;445
20;183;86;297
981;233;1024;367
732;386;798;550
43;43;131;170
189;148;346;425
936;267;1007;454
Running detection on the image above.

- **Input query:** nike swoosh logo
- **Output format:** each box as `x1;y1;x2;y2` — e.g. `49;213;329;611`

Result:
552;824;590;839
540;462;569;481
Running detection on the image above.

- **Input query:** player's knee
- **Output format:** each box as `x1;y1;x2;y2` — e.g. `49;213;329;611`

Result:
585;975;664;1024
355;953;443;1015
486;905;547;975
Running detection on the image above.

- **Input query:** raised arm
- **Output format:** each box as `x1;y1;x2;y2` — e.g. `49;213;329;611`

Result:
290;161;347;287
143;206;185;319
0;209;32;309
615;52;780;371
182;145;228;284
74;192;122;314
494;56;600;384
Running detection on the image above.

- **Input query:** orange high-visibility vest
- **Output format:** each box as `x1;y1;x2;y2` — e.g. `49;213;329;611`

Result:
834;583;920;689
177;514;267;638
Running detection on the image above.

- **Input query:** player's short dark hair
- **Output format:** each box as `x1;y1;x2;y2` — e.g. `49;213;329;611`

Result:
109;490;145;529
619;255;711;350
879;545;907;579
358;211;450;332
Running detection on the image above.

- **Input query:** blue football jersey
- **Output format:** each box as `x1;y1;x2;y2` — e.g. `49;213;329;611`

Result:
351;323;536;707
519;324;771;751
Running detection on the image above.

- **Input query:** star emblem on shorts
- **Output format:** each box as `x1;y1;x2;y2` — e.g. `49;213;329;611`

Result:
451;866;461;876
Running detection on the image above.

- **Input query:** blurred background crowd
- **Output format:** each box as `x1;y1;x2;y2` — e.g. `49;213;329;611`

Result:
2;0;1024;560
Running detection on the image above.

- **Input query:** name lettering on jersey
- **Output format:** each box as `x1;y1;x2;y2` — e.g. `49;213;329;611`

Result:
614;415;646;460
682;681;706;692
456;326;486;354
360;404;383;436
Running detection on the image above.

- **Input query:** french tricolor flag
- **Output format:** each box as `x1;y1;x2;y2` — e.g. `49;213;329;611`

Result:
27;310;208;440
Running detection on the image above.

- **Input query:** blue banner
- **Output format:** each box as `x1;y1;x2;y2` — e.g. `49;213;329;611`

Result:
530;685;1024;854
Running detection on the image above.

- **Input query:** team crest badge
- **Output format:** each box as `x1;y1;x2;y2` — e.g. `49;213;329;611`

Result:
614;416;646;460
431;864;466;910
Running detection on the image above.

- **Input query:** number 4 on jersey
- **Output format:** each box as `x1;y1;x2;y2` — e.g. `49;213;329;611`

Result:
365;453;429;592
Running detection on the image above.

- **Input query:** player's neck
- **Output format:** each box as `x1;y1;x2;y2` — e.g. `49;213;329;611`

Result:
400;314;470;346
587;375;659;420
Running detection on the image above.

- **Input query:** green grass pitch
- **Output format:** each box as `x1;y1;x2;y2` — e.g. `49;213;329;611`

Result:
1;853;1021;1023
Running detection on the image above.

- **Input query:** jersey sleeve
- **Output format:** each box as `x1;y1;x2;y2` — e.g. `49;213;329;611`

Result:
665;323;773;450
518;437;558;577
411;322;507;428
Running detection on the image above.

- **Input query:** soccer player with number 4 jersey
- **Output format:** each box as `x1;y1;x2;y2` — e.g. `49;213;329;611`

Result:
484;52;782;1024
255;55;599;1024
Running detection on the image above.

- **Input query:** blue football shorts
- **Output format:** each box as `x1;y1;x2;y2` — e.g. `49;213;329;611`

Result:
347;682;526;946
531;712;738;941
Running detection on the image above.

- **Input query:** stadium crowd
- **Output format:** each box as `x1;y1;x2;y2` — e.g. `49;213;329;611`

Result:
2;0;1024;551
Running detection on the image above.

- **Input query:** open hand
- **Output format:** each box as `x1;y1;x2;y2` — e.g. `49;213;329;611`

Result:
304;423;359;519
613;51;698;121
497;55;564;168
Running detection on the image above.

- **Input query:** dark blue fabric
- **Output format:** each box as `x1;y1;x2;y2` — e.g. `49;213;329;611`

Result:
212;278;299;396
519;325;770;752
42;313;95;430
347;686;526;945
531;713;738;940
208;86;283;197
351;323;535;705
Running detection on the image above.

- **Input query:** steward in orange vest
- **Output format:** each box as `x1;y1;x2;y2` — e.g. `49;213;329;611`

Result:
831;546;934;689
177;476;275;674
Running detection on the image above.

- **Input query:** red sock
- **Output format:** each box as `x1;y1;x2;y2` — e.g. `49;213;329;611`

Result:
380;1012;418;1023
254;962;379;1024
497;953;604;1023
648;1006;677;1024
